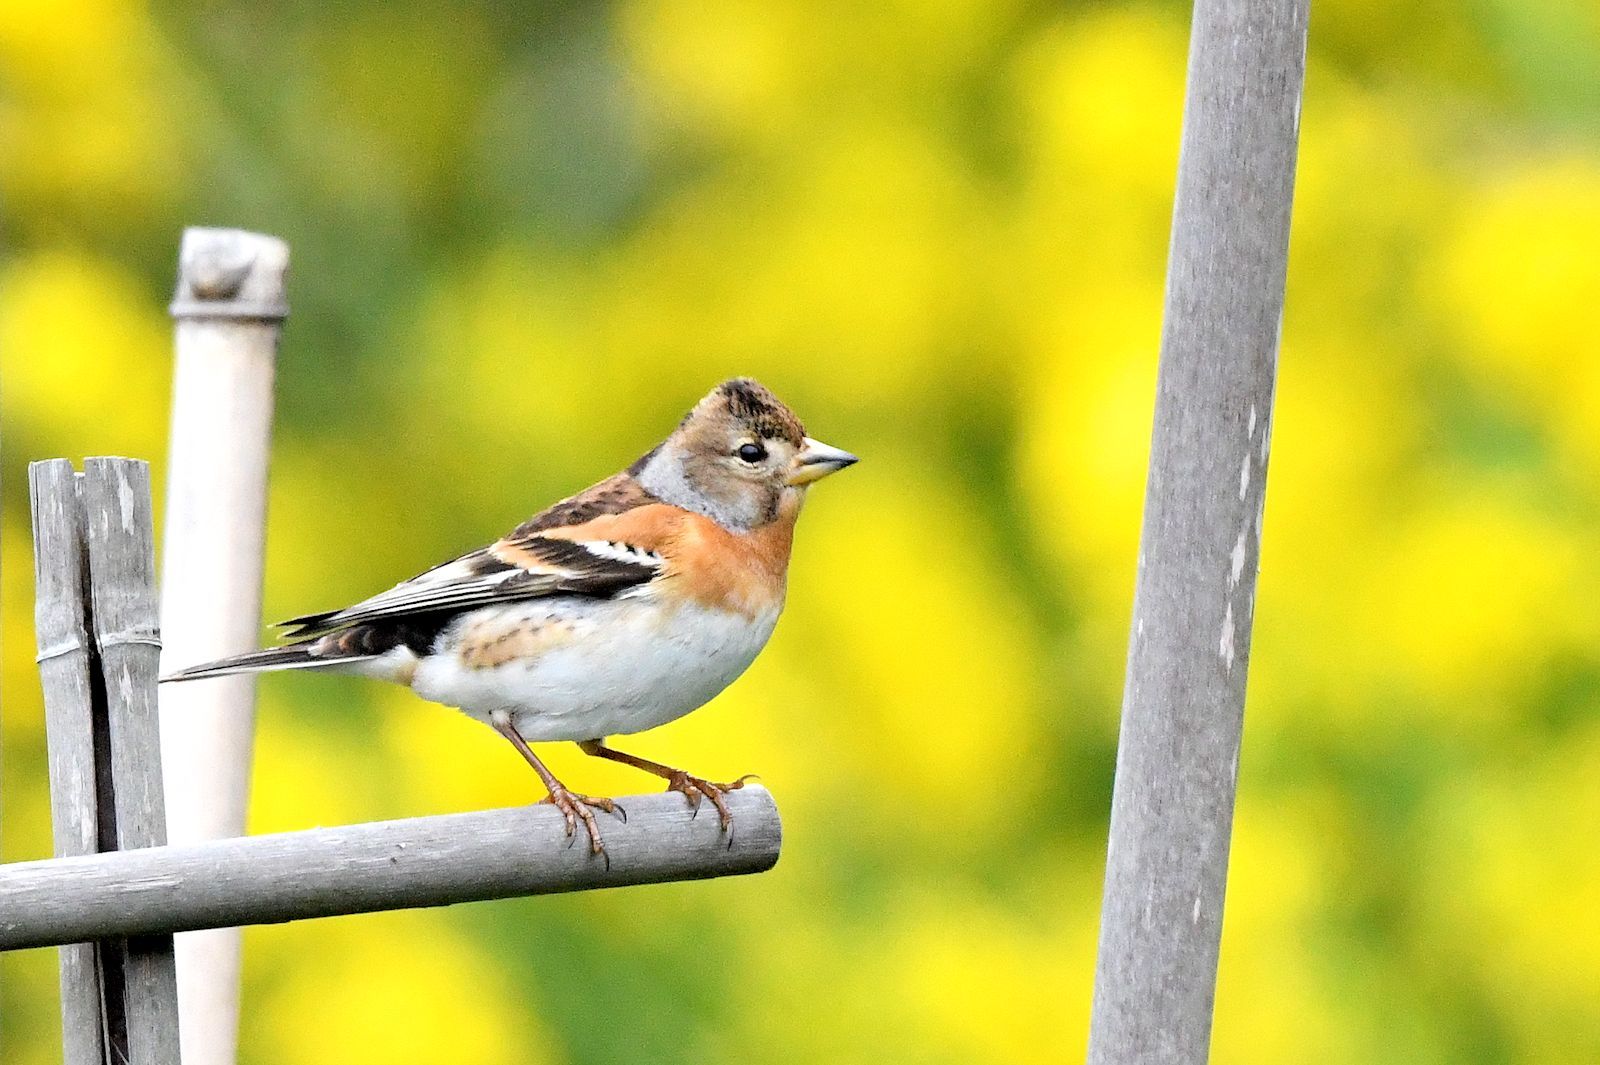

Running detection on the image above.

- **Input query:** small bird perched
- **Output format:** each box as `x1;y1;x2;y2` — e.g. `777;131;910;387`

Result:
163;378;856;858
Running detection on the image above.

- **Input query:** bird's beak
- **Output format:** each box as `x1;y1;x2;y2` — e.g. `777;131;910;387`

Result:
787;437;859;486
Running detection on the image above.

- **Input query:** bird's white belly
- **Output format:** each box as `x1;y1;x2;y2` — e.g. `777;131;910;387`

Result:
410;597;779;742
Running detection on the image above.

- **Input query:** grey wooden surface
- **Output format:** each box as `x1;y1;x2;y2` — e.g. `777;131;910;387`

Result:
0;788;781;950
80;459;183;1065
28;462;106;1065
1085;0;1308;1062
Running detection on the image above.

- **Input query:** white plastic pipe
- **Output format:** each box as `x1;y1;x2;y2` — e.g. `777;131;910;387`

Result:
159;227;287;1065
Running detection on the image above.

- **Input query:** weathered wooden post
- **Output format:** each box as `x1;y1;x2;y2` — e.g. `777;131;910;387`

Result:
160;226;287;1065
84;458;183;1065
30;458;183;1065
29;462;104;1065
1086;0;1309;1061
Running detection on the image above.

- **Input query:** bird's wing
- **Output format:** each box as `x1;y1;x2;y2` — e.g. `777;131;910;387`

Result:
278;473;680;638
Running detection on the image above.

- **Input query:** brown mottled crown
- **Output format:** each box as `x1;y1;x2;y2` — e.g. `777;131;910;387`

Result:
713;377;806;446
624;378;816;529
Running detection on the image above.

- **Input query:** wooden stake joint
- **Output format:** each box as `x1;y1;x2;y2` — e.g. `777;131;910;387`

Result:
169;227;289;321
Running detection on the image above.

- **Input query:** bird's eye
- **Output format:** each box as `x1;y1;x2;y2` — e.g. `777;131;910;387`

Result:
736;442;767;463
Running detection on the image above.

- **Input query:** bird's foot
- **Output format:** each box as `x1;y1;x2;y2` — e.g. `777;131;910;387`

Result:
665;771;757;833
538;788;626;863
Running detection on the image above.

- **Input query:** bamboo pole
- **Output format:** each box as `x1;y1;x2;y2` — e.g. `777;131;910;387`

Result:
1085;0;1308;1061
82;458;183;1065
28;462;106;1065
159;227;286;1065
0;788;782;950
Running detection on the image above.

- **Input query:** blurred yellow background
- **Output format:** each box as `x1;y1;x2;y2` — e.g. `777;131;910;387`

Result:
3;0;1599;1062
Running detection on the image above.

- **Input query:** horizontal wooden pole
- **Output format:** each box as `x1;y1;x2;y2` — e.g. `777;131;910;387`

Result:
0;788;780;950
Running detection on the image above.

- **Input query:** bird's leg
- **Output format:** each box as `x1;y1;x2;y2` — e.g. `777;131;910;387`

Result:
577;740;754;833
492;714;621;860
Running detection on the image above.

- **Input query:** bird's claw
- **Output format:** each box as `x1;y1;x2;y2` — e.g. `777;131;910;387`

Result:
665;771;749;834
539;788;623;867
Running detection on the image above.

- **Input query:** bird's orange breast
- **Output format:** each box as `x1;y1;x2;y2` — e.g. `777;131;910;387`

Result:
539;501;795;620
664;510;792;619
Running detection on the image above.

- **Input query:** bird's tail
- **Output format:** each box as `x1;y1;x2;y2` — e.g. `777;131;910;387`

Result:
160;644;372;683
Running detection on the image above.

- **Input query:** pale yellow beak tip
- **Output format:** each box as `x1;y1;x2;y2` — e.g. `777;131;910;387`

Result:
788;437;859;486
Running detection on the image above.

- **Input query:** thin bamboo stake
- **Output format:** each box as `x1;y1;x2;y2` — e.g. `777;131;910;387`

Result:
159;226;287;1065
28;461;106;1065
1086;0;1308;1061
82;458;182;1065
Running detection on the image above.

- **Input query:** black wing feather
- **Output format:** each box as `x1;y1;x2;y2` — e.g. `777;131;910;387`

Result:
277;538;659;639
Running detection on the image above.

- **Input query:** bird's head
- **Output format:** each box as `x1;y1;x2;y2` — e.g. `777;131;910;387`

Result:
631;378;858;530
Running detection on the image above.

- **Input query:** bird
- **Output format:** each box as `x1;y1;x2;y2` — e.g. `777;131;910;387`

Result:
161;378;857;860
